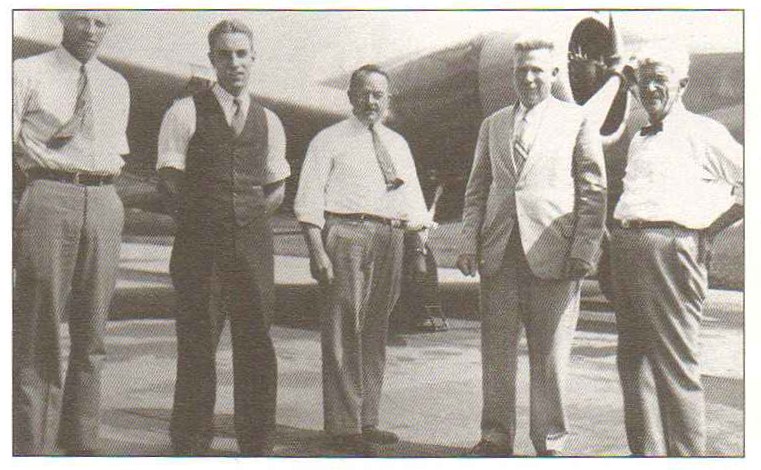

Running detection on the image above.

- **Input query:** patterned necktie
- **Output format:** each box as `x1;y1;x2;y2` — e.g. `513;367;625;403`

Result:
48;64;94;149
369;123;404;190
640;121;663;136
231;97;246;136
512;115;529;176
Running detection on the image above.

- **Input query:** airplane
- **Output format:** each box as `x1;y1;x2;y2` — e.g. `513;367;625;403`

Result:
12;10;744;292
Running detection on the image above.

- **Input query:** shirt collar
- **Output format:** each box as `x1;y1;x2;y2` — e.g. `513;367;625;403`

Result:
660;100;687;127
212;83;250;113
641;100;687;136
516;97;550;123
55;46;95;73
349;114;384;132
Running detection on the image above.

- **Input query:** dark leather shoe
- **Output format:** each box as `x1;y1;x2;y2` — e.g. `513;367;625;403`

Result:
328;434;378;457
362;427;399;445
469;439;513;457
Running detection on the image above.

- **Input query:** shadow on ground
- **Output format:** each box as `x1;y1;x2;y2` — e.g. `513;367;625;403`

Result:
99;408;470;457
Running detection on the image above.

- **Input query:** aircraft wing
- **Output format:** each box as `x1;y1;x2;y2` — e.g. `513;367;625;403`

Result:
13;11;743;223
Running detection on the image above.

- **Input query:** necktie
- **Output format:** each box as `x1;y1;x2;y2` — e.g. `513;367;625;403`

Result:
48;64;93;149
512;115;529;176
231;97;246;136
369;123;404;190
640;121;663;136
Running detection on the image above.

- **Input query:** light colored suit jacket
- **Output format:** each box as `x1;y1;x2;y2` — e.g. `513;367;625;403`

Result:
461;97;607;280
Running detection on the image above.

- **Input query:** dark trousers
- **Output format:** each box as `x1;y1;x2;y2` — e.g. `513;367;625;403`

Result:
610;226;707;456
321;217;405;436
169;217;277;455
13;180;124;455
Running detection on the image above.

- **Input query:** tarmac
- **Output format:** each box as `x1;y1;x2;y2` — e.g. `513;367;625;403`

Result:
47;238;744;457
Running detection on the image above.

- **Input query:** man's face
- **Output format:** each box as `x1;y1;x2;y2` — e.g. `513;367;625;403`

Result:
209;32;255;96
637;62;686;123
513;48;558;109
349;72;390;125
60;11;110;63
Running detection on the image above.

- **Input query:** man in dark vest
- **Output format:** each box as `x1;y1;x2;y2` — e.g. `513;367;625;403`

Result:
156;20;290;456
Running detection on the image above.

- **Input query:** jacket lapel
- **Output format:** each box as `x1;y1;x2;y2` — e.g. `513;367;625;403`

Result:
495;101;520;183
517;97;557;181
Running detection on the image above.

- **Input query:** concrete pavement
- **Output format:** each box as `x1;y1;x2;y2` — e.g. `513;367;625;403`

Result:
50;240;744;457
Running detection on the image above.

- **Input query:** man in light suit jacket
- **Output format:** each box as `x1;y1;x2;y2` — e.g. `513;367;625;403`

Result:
457;34;606;456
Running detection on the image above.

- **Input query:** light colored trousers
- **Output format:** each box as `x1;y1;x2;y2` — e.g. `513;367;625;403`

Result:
480;232;581;454
13;180;123;455
610;226;707;456
320;217;404;436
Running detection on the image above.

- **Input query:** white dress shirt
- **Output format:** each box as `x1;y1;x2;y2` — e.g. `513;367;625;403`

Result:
294;116;431;230
156;84;290;185
614;102;743;229
513;98;549;152
13;47;130;174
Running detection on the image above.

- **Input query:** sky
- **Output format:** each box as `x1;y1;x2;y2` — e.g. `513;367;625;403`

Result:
13;9;743;84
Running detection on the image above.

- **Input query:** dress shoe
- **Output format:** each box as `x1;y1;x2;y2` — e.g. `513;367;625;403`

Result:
328;434;378;457
469;439;513;457
362;426;399;445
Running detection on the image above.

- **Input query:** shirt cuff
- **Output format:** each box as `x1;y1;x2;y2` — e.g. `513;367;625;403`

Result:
156;152;187;171
732;186;744;206
405;211;435;231
296;211;325;230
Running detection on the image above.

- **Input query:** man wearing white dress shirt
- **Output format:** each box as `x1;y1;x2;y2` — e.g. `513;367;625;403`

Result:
13;11;129;456
610;45;743;456
156;19;289;456
457;36;606;456
294;64;431;456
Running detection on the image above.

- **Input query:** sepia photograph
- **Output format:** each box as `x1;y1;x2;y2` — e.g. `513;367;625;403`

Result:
9;3;746;462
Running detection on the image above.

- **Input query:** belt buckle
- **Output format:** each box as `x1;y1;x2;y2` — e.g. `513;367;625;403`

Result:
72;172;82;185
621;220;632;229
390;219;402;228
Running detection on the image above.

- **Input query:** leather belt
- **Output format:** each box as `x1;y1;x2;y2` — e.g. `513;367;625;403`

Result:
326;211;407;229
615;219;687;230
26;168;115;186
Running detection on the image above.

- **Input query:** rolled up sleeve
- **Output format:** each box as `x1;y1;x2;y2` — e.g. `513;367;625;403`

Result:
294;132;332;229
263;109;291;184
156;98;195;171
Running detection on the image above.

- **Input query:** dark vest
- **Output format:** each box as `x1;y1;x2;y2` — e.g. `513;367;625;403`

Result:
180;89;270;230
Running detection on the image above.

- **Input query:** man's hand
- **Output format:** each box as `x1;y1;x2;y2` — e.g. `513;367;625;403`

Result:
263;181;285;215
310;251;334;285
456;253;478;277
302;222;334;286
564;257;594;279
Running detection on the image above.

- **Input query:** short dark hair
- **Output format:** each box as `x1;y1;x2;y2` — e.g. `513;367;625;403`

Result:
349;64;390;94
208;19;254;51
